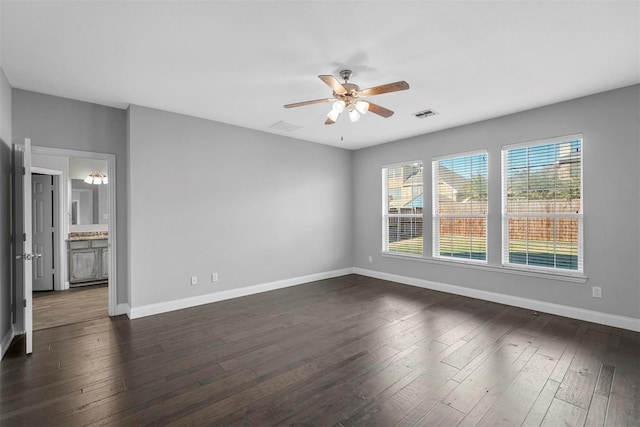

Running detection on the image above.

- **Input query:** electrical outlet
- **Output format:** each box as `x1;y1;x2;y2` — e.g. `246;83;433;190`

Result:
211;273;218;282
368;255;373;263
191;276;198;286
592;286;602;298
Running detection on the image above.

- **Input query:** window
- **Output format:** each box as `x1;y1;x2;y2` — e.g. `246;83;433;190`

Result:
433;151;488;262
382;162;423;255
502;135;583;272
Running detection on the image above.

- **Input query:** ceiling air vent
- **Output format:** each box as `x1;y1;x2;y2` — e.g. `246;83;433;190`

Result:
413;109;437;119
268;120;303;132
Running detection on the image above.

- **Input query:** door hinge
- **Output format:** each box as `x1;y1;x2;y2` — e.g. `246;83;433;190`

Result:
23;299;27;308
23;233;26;242
22;167;26;175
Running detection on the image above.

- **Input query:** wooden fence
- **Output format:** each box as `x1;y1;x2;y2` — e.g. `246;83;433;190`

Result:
389;200;580;243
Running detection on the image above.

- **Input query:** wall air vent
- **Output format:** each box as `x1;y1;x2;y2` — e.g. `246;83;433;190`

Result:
413;109;437;119
268;120;303;132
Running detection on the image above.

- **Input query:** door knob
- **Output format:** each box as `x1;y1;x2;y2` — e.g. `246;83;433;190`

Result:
16;253;40;260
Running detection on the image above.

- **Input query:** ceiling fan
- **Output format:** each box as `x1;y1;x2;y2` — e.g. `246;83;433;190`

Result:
284;70;409;125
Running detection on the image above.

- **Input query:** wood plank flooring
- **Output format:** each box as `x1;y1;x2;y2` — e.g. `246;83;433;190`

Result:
32;284;108;330
2;274;638;426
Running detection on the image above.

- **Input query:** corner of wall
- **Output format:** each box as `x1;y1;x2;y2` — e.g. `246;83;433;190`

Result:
0;324;15;360
2;5;19;356
0;66;15;351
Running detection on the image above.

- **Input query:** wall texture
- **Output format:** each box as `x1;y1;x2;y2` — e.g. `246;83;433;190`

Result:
128;105;353;309
353;85;640;320
0;67;13;353
11;90;128;304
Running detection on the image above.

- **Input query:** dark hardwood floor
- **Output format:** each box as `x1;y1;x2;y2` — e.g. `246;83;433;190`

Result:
1;274;638;426
32;284;108;330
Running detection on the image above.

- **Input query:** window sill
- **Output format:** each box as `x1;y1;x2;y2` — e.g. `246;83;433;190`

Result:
380;252;588;283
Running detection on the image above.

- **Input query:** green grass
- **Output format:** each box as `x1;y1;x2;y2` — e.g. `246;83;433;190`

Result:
388;237;423;254
438;235;487;253
388;235;577;256
508;239;578;255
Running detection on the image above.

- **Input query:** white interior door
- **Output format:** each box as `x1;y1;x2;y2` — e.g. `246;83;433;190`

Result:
16;138;34;354
32;174;55;291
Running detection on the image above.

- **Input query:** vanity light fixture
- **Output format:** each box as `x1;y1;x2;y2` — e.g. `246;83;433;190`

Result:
84;173;108;185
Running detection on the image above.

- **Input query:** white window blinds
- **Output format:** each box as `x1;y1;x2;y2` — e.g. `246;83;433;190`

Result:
433;151;488;262
502;135;583;272
382;162;423;255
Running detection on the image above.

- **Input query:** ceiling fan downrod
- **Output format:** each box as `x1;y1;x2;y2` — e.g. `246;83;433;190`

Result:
339;69;352;83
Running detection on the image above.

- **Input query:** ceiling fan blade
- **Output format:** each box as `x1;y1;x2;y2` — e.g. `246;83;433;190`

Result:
318;75;347;95
359;81;409;97
325;117;336;125
284;98;333;108
367;102;394;118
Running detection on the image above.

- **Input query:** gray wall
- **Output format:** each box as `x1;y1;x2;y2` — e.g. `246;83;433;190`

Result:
4;84;638;330
0;68;13;346
353;84;640;319
11;90;128;304
128;105;353;308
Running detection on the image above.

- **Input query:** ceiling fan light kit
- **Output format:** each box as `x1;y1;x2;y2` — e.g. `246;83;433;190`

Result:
355;100;369;115
327;109;340;122
333;100;345;113
284;69;409;125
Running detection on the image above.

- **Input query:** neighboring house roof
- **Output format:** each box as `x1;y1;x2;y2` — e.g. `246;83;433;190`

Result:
438;164;471;191
405;195;423;208
388;166;422;209
391;165;474;208
437;164;473;203
556;149;581;165
405;168;423;185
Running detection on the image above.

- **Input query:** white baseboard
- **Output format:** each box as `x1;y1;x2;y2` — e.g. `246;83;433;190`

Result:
115;303;130;317
1;325;15;360
128;268;353;320
122;266;640;332
354;268;640;332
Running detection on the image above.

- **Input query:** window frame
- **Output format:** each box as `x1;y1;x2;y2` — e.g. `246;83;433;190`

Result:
382;160;424;256
501;134;584;274
432;149;489;264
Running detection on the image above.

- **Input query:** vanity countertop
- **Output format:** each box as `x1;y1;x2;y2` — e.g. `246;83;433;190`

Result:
67;236;108;241
67;232;108;241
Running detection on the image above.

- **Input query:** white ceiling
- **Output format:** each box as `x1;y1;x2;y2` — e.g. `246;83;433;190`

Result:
1;1;638;150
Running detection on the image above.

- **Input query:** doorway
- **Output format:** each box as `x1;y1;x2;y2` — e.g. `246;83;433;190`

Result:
30;153;113;330
13;142;118;353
